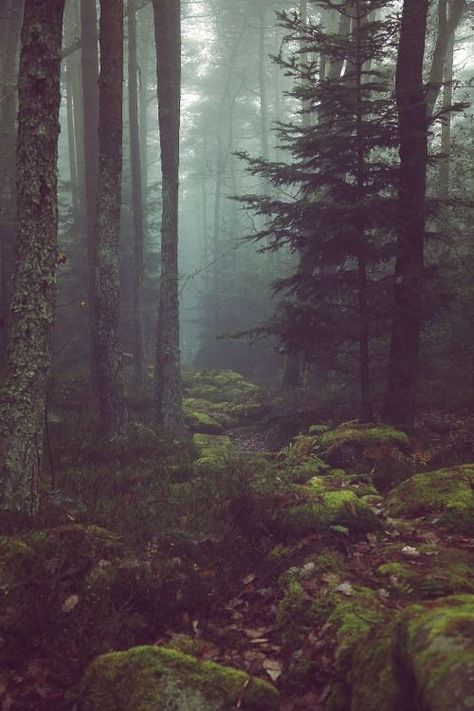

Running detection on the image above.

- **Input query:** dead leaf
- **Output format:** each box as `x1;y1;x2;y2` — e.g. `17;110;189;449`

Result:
336;582;354;596
242;573;256;585
62;594;79;613
262;658;282;682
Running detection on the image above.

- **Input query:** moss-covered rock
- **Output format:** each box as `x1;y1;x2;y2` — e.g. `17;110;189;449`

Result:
319;424;409;476
350;621;401;711
79;645;277;710
185;408;224;435
376;547;474;598
277;488;380;536
386;465;474;533
393;595;474;711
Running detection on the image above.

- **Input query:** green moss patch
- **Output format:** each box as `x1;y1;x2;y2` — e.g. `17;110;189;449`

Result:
393;595;474;710
319;424;410;478
79;645;278;710
387;465;474;532
277;488;380;536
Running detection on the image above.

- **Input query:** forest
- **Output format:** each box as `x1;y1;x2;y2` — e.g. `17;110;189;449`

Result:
0;0;474;708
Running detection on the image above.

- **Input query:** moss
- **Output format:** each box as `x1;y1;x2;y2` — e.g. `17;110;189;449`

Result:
387;465;474;532
377;547;474;598
0;536;34;580
26;524;121;564
80;645;277;710
185;409;224;435
279;489;380;536
319;425;410;477
350;621;401;711
393;595;474;711
320;425;409;450
378;561;414;578
312;586;384;665
279;550;346;589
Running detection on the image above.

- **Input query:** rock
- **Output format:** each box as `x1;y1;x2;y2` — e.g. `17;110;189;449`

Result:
386;464;474;533
393;595;474;711
319;424;409;475
79;645;278;710
184;407;224;435
350;595;474;711
277;487;380;537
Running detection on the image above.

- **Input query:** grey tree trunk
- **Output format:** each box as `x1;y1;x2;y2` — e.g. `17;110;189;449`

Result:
93;0;127;441
152;0;184;433
426;0;465;118
0;0;24;366
439;30;455;197
128;0;146;387
80;0;99;382
0;0;65;514
93;0;127;440
384;0;429;432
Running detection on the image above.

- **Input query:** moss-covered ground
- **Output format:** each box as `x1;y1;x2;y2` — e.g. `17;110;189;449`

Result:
0;372;473;709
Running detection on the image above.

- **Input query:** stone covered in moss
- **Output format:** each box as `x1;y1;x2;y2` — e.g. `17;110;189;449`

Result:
183;401;224;435
319;424;409;472
393;595;474;710
79;645;277;710
376;546;474;598
184;370;263;408
350;621;401;711
278;487;380;536
387;465;474;533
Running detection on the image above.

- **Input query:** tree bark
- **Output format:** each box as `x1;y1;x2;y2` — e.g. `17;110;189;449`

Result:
0;0;65;514
384;0;429;432
80;0;99;382
93;0;127;440
128;0;146;386
153;0;184;432
0;0;24;366
439;24;456;196
426;0;465;118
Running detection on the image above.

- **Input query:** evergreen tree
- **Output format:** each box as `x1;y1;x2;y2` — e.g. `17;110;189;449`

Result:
238;0;398;419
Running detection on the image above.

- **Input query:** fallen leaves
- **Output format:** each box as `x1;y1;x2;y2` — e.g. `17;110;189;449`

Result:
262;658;283;681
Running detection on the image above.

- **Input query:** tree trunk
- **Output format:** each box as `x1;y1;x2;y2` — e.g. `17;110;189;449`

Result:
93;0;127;440
426;0;465;118
354;1;372;422
80;0;99;382
153;0;184;432
439;26;456;197
0;0;65;514
0;0;24;366
384;0;429;432
128;0;146;386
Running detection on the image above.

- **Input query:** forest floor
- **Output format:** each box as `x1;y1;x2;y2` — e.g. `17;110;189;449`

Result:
0;370;473;710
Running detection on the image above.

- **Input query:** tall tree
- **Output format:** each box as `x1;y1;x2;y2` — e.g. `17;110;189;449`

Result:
384;0;429;431
0;0;24;365
128;0;146;387
80;0;100;381
0;0;65;514
93;0;127;439
153;0;184;432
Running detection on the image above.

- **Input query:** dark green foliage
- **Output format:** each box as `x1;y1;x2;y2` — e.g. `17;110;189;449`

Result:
237;1;399;416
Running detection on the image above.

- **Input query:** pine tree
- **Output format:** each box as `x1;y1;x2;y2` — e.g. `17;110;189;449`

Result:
238;0;398;419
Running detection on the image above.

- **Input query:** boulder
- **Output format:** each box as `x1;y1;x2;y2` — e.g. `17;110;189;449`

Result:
79;645;278;710
387;465;474;533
